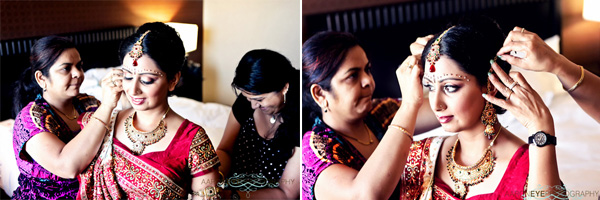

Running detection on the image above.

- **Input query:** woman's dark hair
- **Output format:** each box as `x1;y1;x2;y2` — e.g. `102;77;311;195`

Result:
119;22;186;81
302;31;360;131
421;16;511;114
232;49;300;135
13;36;76;117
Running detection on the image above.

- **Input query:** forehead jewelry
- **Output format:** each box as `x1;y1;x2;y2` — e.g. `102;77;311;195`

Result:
121;66;165;77
128;30;151;67
426;26;454;73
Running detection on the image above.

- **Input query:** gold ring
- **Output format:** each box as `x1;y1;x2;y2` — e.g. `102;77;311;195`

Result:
507;90;514;100
507;82;517;90
408;64;413;69
521;28;525;33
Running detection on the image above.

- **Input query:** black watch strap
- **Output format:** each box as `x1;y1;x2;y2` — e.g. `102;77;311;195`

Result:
528;131;557;147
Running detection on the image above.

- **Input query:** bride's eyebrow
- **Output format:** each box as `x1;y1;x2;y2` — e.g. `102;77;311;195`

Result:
423;76;433;82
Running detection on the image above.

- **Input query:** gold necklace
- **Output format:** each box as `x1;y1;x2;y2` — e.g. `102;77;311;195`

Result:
50;104;77;120
446;126;502;199
125;107;170;155
336;123;373;145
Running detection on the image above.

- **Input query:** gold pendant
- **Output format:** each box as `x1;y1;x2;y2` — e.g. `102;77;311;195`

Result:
132;141;145;155
454;182;467;199
446;129;501;200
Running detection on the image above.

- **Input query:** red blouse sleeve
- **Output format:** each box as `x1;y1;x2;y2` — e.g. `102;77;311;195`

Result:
187;127;220;177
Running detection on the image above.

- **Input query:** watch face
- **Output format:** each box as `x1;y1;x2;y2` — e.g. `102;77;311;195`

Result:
534;132;547;146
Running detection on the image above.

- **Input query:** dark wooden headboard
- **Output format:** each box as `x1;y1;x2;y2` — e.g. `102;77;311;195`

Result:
1;26;203;120
303;0;561;99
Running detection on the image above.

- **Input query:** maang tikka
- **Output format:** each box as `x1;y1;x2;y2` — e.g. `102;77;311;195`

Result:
426;26;454;73
482;67;498;139
128;30;150;66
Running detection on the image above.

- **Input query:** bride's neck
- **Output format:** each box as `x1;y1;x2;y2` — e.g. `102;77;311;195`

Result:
132;104;170;128
455;124;501;157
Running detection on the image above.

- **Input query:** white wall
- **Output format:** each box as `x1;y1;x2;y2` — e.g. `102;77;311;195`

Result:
203;0;301;106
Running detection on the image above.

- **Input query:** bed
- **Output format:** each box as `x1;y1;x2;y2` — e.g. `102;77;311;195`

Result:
304;0;599;199
0;27;231;197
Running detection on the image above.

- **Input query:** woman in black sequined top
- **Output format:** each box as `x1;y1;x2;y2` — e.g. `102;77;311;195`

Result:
217;49;300;199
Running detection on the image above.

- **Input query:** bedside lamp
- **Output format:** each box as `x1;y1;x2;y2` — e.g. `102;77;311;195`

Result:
583;0;600;22
166;22;199;53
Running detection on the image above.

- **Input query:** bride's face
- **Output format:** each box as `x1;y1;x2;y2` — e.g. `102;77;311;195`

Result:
121;55;170;112
423;56;486;133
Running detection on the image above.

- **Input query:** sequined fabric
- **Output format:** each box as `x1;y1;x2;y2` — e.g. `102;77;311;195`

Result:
229;96;299;189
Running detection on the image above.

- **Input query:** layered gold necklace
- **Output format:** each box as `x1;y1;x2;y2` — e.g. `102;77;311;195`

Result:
336;123;373;145
125;107;170;155
446;126;502;199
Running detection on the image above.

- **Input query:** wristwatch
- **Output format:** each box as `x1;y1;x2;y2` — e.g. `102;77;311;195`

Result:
528;131;556;147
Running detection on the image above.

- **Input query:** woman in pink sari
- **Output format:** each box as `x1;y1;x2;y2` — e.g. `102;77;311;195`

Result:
77;22;221;199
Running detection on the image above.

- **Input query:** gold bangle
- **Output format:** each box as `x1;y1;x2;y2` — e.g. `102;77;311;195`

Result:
218;171;225;181
192;186;221;199
91;116;110;132
566;65;584;92
389;124;413;141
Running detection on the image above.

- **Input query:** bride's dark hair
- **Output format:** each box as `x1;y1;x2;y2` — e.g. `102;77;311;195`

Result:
422;16;512;114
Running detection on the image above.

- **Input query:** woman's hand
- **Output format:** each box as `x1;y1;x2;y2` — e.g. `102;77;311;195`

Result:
100;68;124;110
483;61;555;135
497;26;569;75
410;35;434;56
396;55;424;106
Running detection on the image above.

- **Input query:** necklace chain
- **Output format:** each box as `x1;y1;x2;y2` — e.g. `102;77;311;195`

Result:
446;126;502;199
336;123;373;145
50;104;77;120
125;107;170;155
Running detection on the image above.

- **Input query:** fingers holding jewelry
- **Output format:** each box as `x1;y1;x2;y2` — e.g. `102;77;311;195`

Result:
490;60;516;87
397;55;424;105
410;34;434;56
100;69;125;109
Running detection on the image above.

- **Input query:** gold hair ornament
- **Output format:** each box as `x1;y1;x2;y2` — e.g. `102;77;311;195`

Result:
426;26;454;73
128;30;151;66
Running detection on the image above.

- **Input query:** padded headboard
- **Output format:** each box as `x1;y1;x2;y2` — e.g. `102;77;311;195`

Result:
303;0;561;99
0;26;203;120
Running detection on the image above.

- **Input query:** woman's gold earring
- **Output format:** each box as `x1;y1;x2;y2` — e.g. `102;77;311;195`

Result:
481;81;498;140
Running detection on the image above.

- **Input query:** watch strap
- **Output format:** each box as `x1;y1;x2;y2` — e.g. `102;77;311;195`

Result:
528;131;557;147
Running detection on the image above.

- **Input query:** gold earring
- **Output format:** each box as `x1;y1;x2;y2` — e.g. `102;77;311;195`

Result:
481;80;498;140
